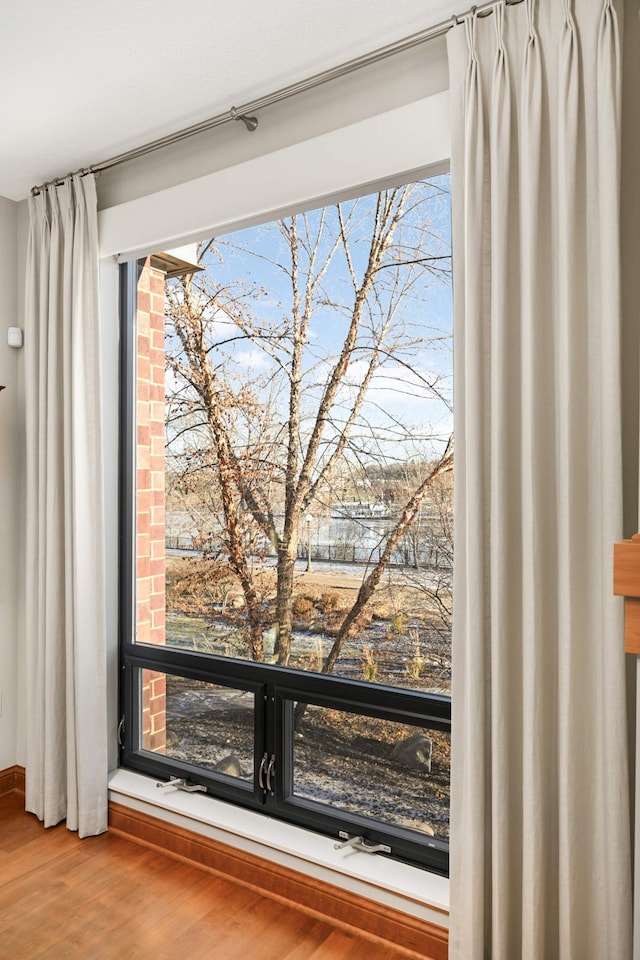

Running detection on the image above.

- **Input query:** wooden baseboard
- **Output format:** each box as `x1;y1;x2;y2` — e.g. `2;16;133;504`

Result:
109;802;448;960
0;764;25;798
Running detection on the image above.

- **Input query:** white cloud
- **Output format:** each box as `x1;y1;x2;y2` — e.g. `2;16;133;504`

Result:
234;348;272;371
339;359;451;409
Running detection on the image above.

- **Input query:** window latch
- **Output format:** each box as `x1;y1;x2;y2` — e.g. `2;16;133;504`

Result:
334;832;391;855
156;777;207;794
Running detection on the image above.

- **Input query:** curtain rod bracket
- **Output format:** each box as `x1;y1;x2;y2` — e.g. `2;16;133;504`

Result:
230;106;259;132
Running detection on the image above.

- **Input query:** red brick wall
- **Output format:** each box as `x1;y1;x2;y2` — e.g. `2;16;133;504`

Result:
137;259;167;753
142;672;167;754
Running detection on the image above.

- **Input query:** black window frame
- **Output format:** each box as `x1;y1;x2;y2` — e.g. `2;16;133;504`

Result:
118;255;451;877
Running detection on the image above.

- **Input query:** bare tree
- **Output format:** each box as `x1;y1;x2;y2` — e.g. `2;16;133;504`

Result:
165;180;452;671
320;445;452;674
396;470;454;641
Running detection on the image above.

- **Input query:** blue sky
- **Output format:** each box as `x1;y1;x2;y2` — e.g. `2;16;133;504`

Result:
173;175;453;461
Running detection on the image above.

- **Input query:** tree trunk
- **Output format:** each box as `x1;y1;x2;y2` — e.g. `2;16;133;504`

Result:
248;617;265;661
293;699;308;730
274;551;296;665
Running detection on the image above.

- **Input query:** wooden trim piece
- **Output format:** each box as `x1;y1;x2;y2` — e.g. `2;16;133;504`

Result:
624;598;640;655
109;802;448;960
0;765;25;798
614;538;640;597
0;766;17;797
613;537;640;653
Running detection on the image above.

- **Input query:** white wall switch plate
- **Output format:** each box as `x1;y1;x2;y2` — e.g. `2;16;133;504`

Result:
7;327;23;348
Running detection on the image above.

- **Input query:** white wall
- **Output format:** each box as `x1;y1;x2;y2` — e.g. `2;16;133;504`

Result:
0;196;19;770
98;94;450;261
96;39;448;211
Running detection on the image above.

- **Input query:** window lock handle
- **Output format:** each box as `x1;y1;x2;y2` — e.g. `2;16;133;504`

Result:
334;831;391;855
258;752;269;789
156;777;206;794
266;755;276;793
258;753;275;793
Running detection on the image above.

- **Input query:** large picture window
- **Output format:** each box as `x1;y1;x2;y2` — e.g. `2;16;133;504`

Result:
119;174;452;875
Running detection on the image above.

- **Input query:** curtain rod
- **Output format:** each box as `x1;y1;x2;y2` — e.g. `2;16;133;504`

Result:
31;0;522;195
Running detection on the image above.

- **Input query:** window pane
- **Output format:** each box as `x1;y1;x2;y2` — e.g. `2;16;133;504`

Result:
139;669;254;782
133;176;453;702
292;704;450;841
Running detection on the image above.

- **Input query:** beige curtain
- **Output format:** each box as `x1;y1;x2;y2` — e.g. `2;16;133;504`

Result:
24;174;108;837
447;1;631;957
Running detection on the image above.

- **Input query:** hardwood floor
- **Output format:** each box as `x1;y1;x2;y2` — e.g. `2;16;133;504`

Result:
0;794;422;959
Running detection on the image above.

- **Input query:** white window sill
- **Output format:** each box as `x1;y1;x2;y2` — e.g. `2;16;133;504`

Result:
108;767;449;928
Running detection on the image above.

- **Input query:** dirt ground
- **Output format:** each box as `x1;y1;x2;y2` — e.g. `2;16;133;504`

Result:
166;554;452;692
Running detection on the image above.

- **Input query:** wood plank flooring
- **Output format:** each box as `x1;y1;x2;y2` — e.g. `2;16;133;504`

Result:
0;794;419;960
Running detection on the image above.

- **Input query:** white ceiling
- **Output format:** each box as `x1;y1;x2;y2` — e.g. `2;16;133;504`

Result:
0;0;459;202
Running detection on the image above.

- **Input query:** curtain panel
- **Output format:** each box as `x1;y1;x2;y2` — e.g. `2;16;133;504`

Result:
447;1;630;957
24;173;108;838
